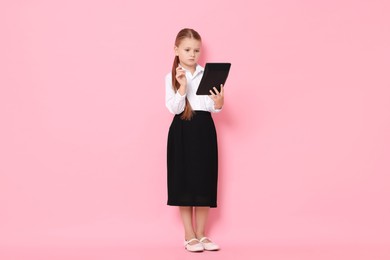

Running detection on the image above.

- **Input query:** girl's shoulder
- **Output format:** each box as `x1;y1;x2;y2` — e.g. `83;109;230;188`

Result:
165;72;173;87
165;71;172;80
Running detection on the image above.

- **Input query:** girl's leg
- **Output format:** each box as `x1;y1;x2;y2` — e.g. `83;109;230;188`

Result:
194;206;211;242
179;206;197;244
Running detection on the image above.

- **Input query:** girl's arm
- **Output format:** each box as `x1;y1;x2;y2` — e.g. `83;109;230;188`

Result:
207;85;224;113
165;74;186;114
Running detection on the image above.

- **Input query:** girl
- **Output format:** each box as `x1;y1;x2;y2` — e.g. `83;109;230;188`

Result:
165;28;224;252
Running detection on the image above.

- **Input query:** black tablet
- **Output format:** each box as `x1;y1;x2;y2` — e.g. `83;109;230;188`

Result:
196;63;231;95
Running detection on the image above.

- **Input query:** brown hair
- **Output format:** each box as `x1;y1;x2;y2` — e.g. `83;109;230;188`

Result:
172;28;202;120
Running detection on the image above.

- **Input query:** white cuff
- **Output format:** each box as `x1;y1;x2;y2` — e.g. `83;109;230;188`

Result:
176;91;186;99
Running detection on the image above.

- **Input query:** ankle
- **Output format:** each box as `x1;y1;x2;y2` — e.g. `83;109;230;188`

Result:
185;233;196;241
195;233;205;239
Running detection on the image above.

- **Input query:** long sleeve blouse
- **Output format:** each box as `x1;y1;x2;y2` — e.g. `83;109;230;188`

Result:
165;64;222;115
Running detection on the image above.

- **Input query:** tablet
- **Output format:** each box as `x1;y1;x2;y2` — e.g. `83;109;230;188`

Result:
196;63;231;95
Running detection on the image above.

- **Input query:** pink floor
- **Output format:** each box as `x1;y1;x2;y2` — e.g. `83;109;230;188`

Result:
1;244;389;260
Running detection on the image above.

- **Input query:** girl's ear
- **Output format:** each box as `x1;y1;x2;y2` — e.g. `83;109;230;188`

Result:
174;46;179;56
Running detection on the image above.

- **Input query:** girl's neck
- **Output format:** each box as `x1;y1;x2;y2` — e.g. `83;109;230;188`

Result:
180;63;196;75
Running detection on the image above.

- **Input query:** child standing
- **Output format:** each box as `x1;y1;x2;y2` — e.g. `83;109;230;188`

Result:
165;28;224;252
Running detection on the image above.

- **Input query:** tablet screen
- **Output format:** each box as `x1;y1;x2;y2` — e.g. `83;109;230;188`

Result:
196;63;231;95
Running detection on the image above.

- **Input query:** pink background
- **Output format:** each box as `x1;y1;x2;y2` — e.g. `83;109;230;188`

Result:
1;0;390;259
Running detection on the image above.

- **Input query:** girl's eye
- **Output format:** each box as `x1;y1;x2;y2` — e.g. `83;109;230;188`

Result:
185;49;190;52
195;50;200;53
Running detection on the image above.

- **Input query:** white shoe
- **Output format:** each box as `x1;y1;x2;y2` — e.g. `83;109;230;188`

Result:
184;238;204;252
199;237;220;251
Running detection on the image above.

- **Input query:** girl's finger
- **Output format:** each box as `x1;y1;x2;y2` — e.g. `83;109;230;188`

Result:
176;68;184;75
213;87;220;95
176;72;185;78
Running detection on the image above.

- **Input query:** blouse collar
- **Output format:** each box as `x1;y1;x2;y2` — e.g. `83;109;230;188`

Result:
179;64;204;77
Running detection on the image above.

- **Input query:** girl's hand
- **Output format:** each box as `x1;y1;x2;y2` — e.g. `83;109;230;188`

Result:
175;66;187;88
209;84;224;109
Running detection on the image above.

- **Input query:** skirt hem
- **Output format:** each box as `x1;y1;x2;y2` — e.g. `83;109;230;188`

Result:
167;202;217;208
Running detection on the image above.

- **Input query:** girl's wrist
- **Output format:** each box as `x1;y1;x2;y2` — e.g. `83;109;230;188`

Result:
214;102;223;109
178;85;186;95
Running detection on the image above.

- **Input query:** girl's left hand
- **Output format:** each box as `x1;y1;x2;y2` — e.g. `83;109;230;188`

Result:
209;84;224;109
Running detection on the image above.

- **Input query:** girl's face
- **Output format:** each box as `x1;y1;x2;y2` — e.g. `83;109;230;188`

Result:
175;38;201;70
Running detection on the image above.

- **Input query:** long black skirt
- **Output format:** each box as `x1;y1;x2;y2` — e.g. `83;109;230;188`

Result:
167;110;218;208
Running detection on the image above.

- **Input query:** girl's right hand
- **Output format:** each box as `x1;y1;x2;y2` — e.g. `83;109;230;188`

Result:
175;66;187;88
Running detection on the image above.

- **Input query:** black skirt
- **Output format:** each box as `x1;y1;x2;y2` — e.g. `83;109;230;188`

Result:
167;110;218;208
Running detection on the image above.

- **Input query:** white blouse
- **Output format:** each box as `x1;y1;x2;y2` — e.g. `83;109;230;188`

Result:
165;64;222;115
